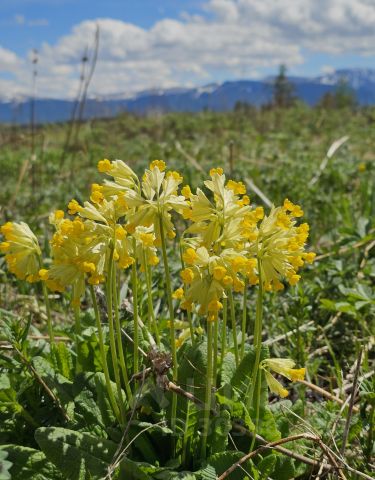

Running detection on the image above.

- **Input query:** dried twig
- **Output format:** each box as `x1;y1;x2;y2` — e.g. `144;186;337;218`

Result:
298;379;359;413
218;433;323;480
340;349;363;455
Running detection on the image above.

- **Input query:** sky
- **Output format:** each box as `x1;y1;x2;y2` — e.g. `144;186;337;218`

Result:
0;0;374;99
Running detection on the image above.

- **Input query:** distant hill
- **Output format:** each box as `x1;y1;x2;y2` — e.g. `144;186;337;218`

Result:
1;68;374;124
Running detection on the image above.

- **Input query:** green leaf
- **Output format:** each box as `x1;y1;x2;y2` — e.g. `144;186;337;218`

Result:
0;445;63;480
257;454;277;479
32;356;75;418
231;346;269;396
197;465;216;480
207;409;231;455
52;342;74;380
273;456;295;480
220;352;236;387
207;451;251;480
0;374;10;391
0;449;12;480
35;427;117;480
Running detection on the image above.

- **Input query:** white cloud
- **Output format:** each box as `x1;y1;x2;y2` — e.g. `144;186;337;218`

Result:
1;0;375;99
0;46;22;72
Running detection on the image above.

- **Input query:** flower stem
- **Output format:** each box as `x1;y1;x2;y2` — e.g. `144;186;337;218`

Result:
212;315;219;388
89;284;121;424
144;254;160;345
132;239;139;377
106;250;126;424
41;282;54;346
187;310;195;346
219;296;228;378
228;289;239;367
246;261;263;422
112;265;133;404
159;216;178;433
201;320;213;460
240;279;248;360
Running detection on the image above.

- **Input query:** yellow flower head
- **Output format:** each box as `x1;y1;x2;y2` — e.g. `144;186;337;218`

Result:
181;268;194;284
209;167;224;177
227;180;246;195
172;287;184;299
150;159;166;172
68;199;82;215
182;247;198;265
262;358;306;381
181;185;192;199
1;222;41;282
98;158;112;173
249;204;310;290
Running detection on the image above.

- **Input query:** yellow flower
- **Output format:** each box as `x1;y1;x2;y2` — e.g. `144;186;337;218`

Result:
150;159;166;172
249;205;310;291
1;222;41;282
68;199;82;215
90;184;104;204
181;268;194;284
172;287;184;299
167;171;183;182
209;167;223;176
264;371;289;398
98;158;112;173
182;247;198;265
227;180;246;195
181;185;192;198
213;266;227;280
261;358;305;398
124;162;187;240
303;252;316;263
262;358;306;381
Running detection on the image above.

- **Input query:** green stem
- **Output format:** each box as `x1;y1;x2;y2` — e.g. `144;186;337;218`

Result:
106;250;125;424
228;289;239;367
89;284;121;423
212;316;219;388
240;280;248;360
38;257;54;346
201;320;213;460
219;296;228;379
159;216;178;432
72;285;82;335
246;262;263;414
131;240;139;377
41;282;54;342
187;310;195;346
144;254;160;345
112;265;133;404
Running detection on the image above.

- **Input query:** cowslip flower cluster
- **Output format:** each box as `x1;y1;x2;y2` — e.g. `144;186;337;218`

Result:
174;169;315;322
0;161;314;313
40;159;187;305
0;222;41;282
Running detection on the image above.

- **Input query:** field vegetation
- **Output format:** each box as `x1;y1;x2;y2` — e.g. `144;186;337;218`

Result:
0;104;374;480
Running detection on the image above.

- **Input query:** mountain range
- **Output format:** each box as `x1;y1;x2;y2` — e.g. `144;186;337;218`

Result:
1;68;374;124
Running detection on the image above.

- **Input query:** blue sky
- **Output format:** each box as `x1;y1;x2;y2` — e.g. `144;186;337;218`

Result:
0;0;374;98
0;0;208;55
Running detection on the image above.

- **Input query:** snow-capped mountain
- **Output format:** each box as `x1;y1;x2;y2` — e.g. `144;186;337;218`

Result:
0;68;374;124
